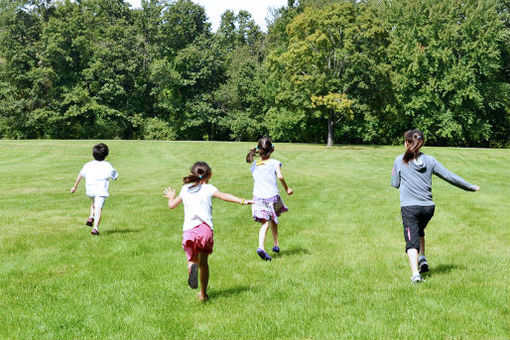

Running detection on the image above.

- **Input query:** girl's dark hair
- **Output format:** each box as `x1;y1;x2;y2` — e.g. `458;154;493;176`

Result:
93;143;109;161
403;129;424;164
183;161;212;185
246;137;274;163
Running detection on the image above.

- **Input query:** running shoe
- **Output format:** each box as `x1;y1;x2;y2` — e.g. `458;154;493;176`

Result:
272;245;280;253
418;256;429;273
86;217;94;227
411;274;424;283
257;248;272;261
90;229;100;236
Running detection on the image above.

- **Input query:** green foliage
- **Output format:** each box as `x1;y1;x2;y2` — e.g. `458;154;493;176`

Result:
142;117;176;140
0;0;509;145
269;1;392;145
387;0;510;146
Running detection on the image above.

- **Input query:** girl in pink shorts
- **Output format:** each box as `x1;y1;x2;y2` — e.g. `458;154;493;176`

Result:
164;161;252;302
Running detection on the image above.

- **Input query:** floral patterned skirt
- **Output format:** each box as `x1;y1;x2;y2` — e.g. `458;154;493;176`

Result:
252;194;288;224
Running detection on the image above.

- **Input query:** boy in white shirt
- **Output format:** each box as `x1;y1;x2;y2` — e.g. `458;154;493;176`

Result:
70;143;118;236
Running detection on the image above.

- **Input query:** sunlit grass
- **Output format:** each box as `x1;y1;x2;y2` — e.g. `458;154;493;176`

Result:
0;140;508;339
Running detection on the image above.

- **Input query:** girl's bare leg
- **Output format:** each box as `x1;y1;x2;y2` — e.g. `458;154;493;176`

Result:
198;253;209;301
270;221;279;248
419;237;425;256
258;220;270;250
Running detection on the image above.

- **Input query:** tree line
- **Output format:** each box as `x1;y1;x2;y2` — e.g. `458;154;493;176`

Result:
1;0;509;146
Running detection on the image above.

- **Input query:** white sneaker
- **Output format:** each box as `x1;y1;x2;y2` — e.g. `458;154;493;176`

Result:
411;274;425;283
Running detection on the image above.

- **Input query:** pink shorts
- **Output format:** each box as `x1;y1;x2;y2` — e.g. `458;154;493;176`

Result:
182;223;214;262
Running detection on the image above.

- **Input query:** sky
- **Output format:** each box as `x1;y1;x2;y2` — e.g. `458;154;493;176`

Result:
125;0;287;31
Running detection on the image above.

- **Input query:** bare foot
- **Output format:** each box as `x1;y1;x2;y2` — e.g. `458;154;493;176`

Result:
198;292;209;302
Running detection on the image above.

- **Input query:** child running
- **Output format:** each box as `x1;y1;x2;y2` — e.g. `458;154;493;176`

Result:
70;143;118;236
391;129;479;283
246;137;293;261
164;161;251;302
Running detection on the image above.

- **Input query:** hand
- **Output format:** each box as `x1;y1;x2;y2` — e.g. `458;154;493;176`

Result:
286;187;293;195
474;186;480;191
245;199;254;205
163;187;176;199
70;186;77;194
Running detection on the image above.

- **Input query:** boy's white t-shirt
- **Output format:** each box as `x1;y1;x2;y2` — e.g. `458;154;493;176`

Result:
80;160;118;197
251;158;281;198
179;183;218;231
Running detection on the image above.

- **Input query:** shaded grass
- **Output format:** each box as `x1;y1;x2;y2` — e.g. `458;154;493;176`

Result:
0;140;508;339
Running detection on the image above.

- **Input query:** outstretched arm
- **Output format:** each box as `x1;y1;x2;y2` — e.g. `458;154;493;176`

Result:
391;159;401;189
164;187;182;209
213;191;252;205
276;165;293;195
70;174;83;193
432;159;479;191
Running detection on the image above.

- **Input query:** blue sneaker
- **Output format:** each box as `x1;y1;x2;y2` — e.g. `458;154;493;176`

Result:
272;245;280;253
257;248;272;261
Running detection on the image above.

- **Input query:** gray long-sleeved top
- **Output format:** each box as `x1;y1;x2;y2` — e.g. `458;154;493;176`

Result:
391;153;477;207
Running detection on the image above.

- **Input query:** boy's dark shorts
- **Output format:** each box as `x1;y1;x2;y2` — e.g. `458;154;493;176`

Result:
401;205;435;252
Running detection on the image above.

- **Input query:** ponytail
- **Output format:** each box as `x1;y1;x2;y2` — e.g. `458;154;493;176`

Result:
246;137;274;163
246;148;257;163
403;129;424;164
183;174;201;184
183;162;211;186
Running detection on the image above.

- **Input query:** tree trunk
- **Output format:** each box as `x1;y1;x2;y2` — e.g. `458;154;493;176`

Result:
327;112;334;147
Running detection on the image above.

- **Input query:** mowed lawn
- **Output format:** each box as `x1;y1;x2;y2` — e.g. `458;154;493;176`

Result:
0;140;508;339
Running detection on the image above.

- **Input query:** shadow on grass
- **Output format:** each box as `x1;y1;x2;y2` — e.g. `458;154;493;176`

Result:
101;228;139;235
211;285;252;299
425;263;465;277
272;247;311;258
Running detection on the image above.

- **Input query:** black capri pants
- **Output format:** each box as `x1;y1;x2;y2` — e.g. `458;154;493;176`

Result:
401;205;435;252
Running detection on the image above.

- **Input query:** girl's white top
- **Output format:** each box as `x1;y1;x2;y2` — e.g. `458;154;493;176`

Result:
251;158;281;198
80;160;118;197
179;183;218;231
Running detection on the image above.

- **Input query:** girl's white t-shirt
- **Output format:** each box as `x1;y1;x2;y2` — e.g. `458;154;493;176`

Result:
80;160;118;197
179;183;218;231
251;158;281;198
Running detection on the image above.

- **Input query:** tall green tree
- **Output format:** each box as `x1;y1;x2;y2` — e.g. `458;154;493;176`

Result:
269;1;391;146
213;10;265;141
387;0;510;146
0;0;46;138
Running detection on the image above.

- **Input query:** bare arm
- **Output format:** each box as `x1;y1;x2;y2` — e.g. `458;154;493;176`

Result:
70;174;83;193
164;187;183;209
213;191;252;205
276;165;293;195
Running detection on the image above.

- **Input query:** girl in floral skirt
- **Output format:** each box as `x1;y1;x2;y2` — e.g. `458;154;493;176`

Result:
246;137;293;261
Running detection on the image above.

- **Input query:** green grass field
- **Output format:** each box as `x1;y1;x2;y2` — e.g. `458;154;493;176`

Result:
0;140;509;339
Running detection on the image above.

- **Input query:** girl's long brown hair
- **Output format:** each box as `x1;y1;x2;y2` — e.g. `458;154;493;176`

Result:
246;137;274;163
183;162;212;186
403;129;424;164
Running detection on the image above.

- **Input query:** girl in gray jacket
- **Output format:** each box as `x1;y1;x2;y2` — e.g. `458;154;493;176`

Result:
391;130;479;283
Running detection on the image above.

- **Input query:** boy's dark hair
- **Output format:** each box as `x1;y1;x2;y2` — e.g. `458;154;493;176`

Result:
403;129;424;164
93;143;109;161
246;137;274;163
183;162;212;186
